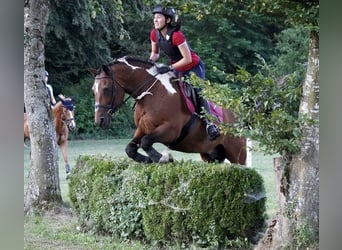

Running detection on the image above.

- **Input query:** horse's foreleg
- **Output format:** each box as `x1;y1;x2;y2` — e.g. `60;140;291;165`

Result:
59;143;71;174
125;141;152;163
140;135;173;163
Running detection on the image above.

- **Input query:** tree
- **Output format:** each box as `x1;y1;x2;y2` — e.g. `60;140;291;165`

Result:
253;1;319;248
268;27;319;250
184;0;319;248
24;0;62;214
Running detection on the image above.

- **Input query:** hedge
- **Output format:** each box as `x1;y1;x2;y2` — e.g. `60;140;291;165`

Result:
69;155;266;248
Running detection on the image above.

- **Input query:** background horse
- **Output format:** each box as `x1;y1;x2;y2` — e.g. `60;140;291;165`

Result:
24;95;76;177
90;56;246;164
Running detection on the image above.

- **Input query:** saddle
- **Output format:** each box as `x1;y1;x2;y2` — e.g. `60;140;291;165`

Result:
177;78;224;123
179;79;197;113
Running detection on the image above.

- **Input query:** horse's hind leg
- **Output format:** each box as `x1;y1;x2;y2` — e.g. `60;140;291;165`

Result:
224;138;247;165
125;141;153;163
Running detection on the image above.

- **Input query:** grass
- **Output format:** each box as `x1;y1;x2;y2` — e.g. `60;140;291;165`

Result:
24;138;278;249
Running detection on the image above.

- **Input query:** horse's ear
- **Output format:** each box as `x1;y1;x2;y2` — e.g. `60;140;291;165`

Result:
88;68;98;76
102;65;111;75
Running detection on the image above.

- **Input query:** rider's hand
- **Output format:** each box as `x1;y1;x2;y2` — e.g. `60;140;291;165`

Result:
157;65;173;74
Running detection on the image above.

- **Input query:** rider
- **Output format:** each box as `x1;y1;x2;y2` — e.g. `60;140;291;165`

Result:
43;70;57;107
148;5;220;141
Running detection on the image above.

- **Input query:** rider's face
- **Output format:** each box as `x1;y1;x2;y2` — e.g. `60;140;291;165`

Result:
153;14;167;30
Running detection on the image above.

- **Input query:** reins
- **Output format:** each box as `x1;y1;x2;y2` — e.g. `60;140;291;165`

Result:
95;64;160;117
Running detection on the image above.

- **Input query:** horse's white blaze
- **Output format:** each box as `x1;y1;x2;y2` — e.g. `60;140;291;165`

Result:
67;110;76;129
93;80;99;113
93;80;99;94
146;67;177;94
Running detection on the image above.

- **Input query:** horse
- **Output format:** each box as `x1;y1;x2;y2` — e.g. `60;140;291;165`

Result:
24;94;76;177
90;56;246;164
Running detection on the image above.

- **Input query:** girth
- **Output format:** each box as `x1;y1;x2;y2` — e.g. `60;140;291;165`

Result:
167;114;198;147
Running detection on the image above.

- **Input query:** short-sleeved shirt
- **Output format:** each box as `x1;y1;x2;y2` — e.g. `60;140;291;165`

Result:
150;29;200;72
46;84;55;105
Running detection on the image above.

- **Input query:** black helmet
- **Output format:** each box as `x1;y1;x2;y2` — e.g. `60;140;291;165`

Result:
152;6;178;25
44;70;49;77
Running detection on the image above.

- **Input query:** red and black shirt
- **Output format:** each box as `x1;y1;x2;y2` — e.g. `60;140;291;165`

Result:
150;28;200;72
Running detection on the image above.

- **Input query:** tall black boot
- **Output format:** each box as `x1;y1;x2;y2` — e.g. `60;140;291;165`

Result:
197;93;221;141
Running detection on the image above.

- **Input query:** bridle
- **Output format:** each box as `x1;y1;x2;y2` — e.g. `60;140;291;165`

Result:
61;105;75;131
95;76;117;117
94;63;159;118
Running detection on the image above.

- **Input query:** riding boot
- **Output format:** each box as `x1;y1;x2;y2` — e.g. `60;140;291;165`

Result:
198;94;221;141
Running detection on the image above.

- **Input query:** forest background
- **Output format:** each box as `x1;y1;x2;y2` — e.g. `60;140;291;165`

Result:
44;0;309;140
22;1;321;249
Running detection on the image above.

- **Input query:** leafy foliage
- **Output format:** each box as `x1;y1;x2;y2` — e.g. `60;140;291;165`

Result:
179;6;283;79
42;0;313;155
69;156;266;248
192;61;306;155
270;26;310;80
69;156;145;240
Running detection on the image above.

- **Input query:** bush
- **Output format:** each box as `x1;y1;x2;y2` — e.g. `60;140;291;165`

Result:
69;156;266;248
69;155;145;240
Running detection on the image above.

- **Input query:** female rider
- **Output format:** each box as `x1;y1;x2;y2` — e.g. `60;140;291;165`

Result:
148;5;220;141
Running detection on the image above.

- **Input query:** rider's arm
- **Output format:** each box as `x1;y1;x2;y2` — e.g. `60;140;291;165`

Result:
149;41;160;63
172;41;192;69
47;84;57;106
170;31;192;70
149;29;160;63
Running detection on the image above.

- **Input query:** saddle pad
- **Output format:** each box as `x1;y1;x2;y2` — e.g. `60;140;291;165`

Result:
208;101;224;123
178;81;224;123
178;81;195;114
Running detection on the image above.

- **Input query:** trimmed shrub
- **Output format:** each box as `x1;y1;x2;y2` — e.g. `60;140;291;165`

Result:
69;156;266;248
69;155;145;240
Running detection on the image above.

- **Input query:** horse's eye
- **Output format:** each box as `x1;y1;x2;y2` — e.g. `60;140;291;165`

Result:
103;87;111;95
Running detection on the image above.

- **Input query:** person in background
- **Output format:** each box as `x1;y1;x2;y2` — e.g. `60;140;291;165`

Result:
43;70;57;107
148;5;220;140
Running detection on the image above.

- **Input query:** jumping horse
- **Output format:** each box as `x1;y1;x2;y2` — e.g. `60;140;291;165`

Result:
24;94;76;176
90;56;246;164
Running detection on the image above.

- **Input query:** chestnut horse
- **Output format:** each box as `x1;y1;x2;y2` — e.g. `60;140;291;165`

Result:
24;95;76;176
90;56;246;164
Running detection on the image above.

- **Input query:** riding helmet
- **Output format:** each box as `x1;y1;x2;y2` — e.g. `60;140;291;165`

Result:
44;70;49;77
152;6;178;25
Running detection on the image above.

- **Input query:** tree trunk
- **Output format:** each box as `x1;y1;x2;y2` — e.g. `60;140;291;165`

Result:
24;0;62;215
256;30;319;249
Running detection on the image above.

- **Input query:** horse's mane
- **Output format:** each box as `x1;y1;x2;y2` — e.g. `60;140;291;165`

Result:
109;56;154;69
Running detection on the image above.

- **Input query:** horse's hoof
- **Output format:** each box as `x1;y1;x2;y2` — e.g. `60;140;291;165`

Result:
159;150;174;163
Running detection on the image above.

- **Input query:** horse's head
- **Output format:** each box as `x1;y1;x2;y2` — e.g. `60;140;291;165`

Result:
90;58;143;128
90;64;120;128
59;94;76;131
90;56;175;129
